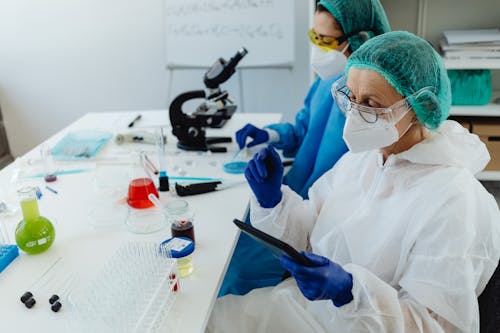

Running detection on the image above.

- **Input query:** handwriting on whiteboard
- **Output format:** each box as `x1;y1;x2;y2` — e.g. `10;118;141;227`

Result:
166;0;275;16
165;0;294;67
167;23;283;40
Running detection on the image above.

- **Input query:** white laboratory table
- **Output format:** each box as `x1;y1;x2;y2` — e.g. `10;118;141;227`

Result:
0;110;281;332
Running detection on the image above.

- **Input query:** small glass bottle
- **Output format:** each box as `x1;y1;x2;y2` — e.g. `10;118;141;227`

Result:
161;237;194;278
166;199;195;244
40;144;57;182
15;186;56;254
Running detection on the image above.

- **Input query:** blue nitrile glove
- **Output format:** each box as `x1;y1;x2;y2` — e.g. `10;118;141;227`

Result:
244;145;284;208
279;251;353;307
236;123;270;149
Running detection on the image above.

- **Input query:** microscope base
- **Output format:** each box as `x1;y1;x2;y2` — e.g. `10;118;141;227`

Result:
177;136;232;153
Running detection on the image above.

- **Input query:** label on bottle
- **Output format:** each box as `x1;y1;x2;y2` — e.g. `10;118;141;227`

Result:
166;238;191;251
25;237;50;248
37;237;48;245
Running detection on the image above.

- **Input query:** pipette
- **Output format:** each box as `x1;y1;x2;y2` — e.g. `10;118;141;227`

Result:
156;128;170;192
148;194;168;217
231;147;246;160
169;176;222;182
24;168;91;179
144;154;159;175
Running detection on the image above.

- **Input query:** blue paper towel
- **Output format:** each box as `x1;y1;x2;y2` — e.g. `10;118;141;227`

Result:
51;130;112;160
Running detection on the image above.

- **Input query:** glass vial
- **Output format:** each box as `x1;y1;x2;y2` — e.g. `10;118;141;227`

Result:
40;144;57;182
161;237;194;278
166;199;195;244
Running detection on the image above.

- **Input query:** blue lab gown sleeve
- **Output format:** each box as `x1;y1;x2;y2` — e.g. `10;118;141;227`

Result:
268;75;349;198
266;79;319;157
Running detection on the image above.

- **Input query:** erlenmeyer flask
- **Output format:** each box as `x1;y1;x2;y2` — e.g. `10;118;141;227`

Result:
127;152;159;209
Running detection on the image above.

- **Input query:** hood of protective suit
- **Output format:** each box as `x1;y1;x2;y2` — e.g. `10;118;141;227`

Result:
396;120;490;174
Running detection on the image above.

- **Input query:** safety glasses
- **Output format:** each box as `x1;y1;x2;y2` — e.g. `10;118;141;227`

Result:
308;28;356;51
331;76;415;124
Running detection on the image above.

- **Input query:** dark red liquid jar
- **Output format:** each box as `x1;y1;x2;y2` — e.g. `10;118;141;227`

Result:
171;220;195;243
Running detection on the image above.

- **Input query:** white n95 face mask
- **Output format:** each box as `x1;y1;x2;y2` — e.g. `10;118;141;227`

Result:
310;44;349;80
342;106;414;153
342;112;399;153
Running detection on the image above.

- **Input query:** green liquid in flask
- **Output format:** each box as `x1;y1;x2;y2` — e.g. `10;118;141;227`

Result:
21;199;39;221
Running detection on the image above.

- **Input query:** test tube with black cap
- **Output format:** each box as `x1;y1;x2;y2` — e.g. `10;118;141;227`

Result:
20;257;63;309
48;274;75;313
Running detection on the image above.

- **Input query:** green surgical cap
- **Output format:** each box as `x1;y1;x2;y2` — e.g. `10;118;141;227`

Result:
317;0;391;52
346;31;451;130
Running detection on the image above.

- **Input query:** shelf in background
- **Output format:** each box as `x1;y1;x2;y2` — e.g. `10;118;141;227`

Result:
450;103;500;117
476;171;500;181
444;58;500;70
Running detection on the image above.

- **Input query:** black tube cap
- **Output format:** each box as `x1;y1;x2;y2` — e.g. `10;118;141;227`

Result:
51;301;62;312
49;294;60;304
25;297;36;309
20;291;33;303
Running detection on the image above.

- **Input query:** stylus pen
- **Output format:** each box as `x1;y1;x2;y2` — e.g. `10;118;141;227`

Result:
127;114;142;128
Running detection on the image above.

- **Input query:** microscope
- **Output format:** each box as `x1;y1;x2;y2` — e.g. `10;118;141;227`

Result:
169;47;248;152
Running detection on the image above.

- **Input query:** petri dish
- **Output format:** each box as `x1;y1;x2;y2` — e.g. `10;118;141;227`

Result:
93;162;130;194
223;161;247;174
125;208;167;234
88;203;128;228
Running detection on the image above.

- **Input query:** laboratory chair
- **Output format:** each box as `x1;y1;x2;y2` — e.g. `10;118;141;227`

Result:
478;261;500;332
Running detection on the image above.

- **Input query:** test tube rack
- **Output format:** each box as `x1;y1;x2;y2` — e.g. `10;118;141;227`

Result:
68;242;177;332
0;245;19;273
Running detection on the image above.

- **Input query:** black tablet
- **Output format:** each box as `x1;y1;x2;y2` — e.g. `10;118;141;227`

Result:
233;218;314;267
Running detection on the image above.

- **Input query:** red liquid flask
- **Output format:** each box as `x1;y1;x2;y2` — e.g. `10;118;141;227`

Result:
127;178;159;209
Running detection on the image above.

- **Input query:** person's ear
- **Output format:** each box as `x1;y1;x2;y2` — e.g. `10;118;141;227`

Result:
408;88;441;130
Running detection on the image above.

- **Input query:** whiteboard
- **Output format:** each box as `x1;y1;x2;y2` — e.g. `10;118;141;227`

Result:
165;0;295;68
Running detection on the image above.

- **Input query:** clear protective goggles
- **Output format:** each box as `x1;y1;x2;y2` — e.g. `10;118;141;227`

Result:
308;28;358;52
331;76;433;124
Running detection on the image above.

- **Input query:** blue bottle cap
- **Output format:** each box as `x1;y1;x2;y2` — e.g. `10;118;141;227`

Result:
160;237;194;258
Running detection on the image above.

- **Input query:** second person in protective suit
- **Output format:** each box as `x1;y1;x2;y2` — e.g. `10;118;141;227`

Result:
236;0;390;198
219;0;391;297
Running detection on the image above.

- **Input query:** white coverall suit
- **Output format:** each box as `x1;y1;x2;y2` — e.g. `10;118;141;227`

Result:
208;120;500;333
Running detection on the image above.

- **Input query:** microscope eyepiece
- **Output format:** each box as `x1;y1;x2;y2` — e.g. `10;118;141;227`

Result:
203;47;248;89
228;48;248;67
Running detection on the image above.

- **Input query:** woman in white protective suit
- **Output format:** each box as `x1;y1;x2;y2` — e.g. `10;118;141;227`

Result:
207;31;500;333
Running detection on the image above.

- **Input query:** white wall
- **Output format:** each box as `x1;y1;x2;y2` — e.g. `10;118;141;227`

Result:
0;0;310;156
